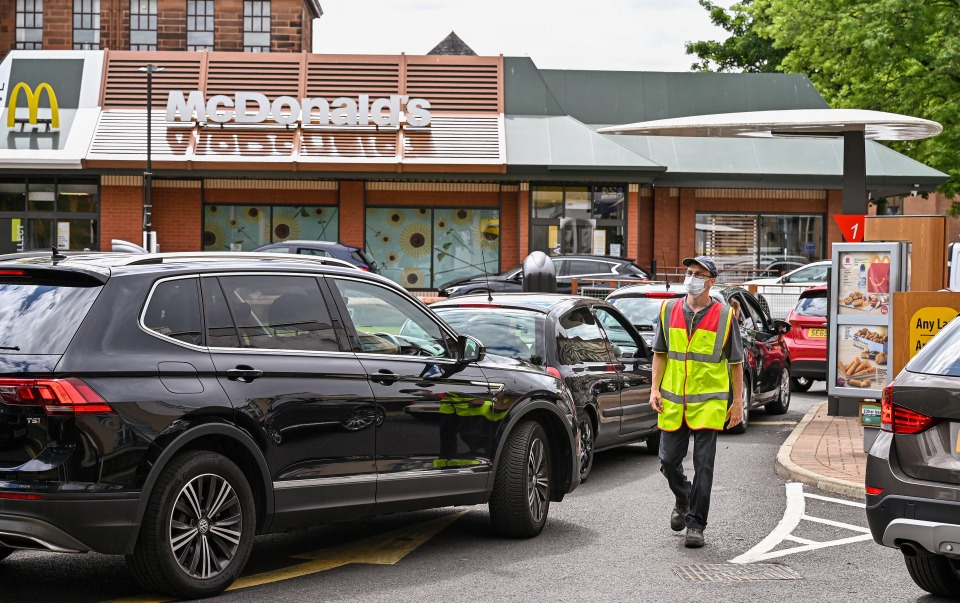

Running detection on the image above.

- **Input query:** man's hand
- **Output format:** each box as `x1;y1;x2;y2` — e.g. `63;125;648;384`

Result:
725;393;743;428
649;389;663;413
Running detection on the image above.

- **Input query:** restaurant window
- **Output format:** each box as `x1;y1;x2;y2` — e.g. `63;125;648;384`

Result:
130;0;157;51
530;185;626;257
15;0;43;50
243;0;270;52
203;205;339;251
0;179;99;253
365;207;500;290
695;212;825;282
187;0;214;51
73;0;101;50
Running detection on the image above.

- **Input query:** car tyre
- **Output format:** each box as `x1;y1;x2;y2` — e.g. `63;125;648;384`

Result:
903;552;960;596
766;366;792;415
489;420;551;538
127;451;256;599
577;413;595;482
790;376;813;392
644;430;661;455
726;375;750;434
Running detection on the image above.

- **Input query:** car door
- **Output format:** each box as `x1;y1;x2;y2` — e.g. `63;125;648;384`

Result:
554;305;622;447
740;292;785;401
730;291;764;402
203;273;377;527
593;305;656;436
326;277;494;510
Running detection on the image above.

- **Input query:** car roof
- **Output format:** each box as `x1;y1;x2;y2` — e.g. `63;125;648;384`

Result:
432;292;600;314
261;240;350;248
606;282;725;302
800;284;829;296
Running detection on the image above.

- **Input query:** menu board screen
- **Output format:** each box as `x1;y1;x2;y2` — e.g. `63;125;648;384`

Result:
837;251;891;316
835;325;890;390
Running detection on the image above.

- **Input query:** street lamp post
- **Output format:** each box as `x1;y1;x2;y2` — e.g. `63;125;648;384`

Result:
139;63;164;251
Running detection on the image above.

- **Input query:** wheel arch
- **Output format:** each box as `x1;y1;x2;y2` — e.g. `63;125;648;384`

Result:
125;422;273;554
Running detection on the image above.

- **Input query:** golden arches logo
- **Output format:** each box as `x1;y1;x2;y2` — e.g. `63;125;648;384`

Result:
7;82;60;129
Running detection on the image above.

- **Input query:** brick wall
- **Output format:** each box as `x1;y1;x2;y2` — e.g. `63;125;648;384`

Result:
339;180;364;247
157;0;187;51
518;187;530;260
153;186;202;250
100;185;145;249
216;0;244;51
270;3;303;53
626;185;639;264
0;3;14;61
499;189;518;271
638;188;654;270
44;0;72;49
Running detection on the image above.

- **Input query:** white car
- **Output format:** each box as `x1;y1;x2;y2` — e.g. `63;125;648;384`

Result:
744;260;831;319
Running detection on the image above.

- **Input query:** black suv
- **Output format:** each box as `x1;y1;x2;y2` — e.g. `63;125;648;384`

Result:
438;255;649;297
0;253;578;598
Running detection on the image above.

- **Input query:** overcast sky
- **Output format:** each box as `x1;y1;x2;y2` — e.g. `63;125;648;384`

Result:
314;0;738;72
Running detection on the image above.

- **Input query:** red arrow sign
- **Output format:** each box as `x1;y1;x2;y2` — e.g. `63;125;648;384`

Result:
834;214;866;242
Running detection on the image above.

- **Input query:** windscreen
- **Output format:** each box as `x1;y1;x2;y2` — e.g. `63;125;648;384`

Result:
435;307;546;365
608;296;675;329
794;294;827;318
906;313;960;377
0;276;102;354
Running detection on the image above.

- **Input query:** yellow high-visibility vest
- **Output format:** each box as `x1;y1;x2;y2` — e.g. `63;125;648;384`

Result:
658;299;733;431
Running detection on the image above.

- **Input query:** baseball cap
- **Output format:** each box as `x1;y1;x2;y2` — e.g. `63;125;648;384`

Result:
682;255;718;278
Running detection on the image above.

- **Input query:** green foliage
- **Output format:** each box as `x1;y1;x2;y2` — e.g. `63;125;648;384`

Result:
685;1;786;72
688;0;960;213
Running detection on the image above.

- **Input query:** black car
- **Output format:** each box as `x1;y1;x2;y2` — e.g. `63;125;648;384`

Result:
0;253;578;598
606;283;793;434
429;293;659;482
254;240;379;273
437;255;649;297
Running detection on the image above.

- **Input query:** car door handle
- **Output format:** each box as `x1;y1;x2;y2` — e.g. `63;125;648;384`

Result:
371;369;399;385
226;366;263;383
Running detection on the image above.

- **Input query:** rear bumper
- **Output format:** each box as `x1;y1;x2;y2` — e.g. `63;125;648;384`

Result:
0;493;140;554
790;359;826;380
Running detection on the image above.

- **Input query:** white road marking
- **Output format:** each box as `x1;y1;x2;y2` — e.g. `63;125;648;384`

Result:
729;482;872;564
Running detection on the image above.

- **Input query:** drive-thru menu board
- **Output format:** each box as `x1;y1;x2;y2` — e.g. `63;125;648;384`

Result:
829;242;907;399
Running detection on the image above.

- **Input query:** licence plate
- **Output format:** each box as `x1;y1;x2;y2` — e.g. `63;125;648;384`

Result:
808;328;827;338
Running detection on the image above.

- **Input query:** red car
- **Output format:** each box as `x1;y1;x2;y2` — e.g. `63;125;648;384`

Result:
784;285;827;391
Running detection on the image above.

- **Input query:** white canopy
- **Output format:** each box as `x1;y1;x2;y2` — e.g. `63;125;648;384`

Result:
597;109;942;141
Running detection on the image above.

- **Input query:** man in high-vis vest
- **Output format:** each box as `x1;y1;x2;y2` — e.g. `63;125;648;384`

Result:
648;256;744;548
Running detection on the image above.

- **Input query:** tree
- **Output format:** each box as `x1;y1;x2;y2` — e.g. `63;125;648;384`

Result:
688;0;960;210
684;1;786;73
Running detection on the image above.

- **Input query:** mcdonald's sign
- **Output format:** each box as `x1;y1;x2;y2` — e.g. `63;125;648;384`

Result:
6;82;59;129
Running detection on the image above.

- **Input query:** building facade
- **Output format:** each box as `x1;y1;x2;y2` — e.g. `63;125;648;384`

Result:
0;49;947;291
0;0;321;60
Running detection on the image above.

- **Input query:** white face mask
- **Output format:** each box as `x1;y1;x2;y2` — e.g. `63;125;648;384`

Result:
684;275;707;296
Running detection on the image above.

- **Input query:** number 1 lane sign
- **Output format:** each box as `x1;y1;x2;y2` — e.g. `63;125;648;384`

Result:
834;214;867;242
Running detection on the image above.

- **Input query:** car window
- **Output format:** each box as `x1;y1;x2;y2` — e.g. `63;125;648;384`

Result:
332;279;453;357
795;293;828;317
594;306;646;360
907;312;960;377
201;277;240;348
0;274;102;355
607;296;674;329
297;248;331;257
618;263;649;279
731;293;755;330
212;275;340;352
788;264;828;283
741;293;768;332
260;247;291;254
433;307;546;365
565;260;611;276
556;306;613;365
143;278;202;345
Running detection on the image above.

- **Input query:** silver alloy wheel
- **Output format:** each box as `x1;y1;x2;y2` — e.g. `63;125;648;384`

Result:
780;368;791;410
169;473;242;580
741;382;749;427
579;418;594;475
527;438;549;523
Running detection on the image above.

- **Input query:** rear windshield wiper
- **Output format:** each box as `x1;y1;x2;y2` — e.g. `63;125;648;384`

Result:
0;345;21;351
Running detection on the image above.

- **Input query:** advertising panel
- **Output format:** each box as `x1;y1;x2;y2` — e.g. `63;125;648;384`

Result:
828;242;906;400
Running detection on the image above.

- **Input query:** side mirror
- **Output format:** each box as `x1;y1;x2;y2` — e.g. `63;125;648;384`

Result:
773;320;792;335
778;275;789;284
458;335;485;363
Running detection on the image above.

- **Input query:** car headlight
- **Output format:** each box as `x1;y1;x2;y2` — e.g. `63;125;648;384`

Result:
443;285;463;295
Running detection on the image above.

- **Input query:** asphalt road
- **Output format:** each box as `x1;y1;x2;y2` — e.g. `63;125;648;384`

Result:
0;385;938;602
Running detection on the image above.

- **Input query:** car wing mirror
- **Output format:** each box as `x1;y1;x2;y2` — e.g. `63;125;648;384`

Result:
773;320;792;335
457;334;485;363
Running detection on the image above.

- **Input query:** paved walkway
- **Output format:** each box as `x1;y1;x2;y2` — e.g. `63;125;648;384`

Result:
775;402;868;500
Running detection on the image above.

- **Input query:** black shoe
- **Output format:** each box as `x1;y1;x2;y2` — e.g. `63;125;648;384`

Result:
670;505;688;532
685;528;705;548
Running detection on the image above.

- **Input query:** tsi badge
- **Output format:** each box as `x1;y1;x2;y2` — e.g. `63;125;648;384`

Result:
7;82;60;130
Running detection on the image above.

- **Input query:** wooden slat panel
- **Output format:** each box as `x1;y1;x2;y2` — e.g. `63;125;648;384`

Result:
102;52;203;109
306;56;401;98
205;56;302;100
403;116;500;159
300;129;397;158
405;63;499;113
196;130;296;156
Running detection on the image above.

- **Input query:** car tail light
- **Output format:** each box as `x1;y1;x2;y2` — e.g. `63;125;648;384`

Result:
0;378;111;415
356;265;372;272
0;492;44;500
545;366;563;380
0;270;26;276
642;292;680;299
881;382;935;434
865;486;883;496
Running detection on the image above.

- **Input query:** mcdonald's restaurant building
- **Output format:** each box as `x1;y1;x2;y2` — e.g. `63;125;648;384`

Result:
0;49;947;291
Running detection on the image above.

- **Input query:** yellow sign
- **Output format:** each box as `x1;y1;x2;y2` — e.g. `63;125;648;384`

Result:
909;306;957;358
7;82;60;128
10;219;20;243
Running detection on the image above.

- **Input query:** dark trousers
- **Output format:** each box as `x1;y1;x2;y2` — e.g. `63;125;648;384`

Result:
659;424;718;531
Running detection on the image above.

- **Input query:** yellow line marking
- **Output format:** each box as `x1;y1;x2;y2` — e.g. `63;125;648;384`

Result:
106;510;468;602
750;421;799;425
